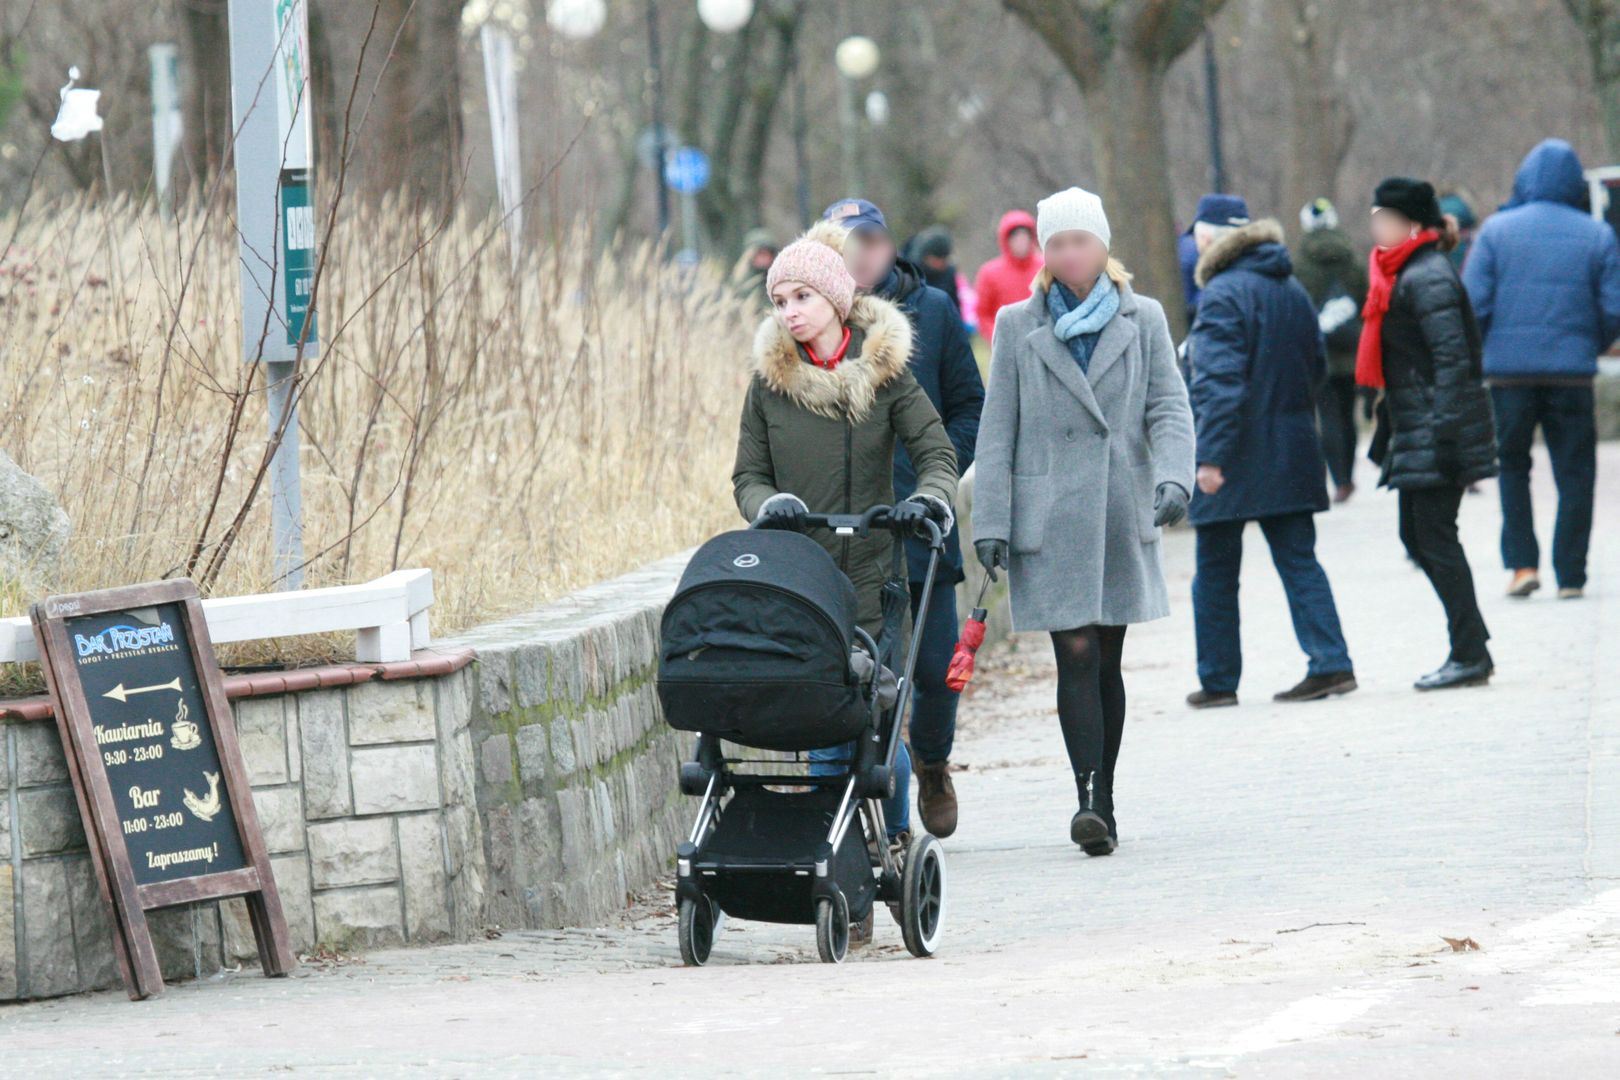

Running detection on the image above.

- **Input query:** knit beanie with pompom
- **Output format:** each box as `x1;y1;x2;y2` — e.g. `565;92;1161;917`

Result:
765;220;857;321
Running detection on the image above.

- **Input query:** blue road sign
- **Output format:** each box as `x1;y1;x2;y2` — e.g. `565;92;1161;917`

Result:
664;146;710;194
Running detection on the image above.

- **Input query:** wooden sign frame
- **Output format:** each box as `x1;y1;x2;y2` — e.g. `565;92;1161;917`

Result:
31;578;293;1000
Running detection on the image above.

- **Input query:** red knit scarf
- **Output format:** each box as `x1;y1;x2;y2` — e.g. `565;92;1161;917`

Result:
1355;230;1439;389
805;326;853;370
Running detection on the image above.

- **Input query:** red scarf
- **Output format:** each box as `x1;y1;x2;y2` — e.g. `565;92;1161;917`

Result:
1355;230;1439;389
805;326;853;370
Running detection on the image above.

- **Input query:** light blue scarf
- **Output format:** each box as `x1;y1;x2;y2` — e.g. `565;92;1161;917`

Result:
1047;276;1119;373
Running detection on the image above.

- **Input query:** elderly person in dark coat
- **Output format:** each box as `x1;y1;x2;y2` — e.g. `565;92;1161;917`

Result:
829;197;984;840
1362;178;1499;691
1185;198;1357;709
972;186;1194;856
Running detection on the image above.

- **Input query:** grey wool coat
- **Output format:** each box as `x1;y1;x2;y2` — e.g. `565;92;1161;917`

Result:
972;283;1196;631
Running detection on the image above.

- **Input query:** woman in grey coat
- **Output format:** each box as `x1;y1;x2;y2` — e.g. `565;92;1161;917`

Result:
972;187;1195;855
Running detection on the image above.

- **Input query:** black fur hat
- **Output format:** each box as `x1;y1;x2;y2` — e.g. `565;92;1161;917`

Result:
1373;177;1444;229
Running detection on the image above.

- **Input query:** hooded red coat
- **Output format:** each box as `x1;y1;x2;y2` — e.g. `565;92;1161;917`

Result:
973;210;1044;347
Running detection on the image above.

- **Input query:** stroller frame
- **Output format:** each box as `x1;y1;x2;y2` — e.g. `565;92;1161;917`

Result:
672;505;948;964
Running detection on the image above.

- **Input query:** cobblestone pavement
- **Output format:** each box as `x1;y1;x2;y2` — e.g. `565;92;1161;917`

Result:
4;446;1619;1078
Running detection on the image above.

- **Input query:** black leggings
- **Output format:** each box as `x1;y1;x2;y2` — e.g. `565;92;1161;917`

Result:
1050;625;1128;805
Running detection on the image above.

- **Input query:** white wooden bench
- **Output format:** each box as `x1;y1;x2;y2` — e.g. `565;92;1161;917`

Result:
0;569;434;666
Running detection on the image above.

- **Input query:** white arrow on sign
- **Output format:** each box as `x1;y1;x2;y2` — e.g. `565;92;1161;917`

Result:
102;678;182;703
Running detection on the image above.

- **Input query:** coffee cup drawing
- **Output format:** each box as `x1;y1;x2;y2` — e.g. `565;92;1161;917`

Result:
170;699;201;751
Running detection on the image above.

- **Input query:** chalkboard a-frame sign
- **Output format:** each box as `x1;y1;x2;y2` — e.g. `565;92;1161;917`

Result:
31;579;294;1000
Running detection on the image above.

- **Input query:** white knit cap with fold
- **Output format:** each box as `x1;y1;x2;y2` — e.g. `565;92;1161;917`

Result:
1036;186;1111;251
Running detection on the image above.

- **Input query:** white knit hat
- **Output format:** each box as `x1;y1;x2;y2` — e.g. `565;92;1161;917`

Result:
1036;186;1111;251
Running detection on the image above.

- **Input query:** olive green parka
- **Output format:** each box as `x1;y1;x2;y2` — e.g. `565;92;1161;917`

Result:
732;291;958;634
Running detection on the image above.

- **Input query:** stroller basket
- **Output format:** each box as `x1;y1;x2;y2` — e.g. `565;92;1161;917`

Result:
657;529;868;751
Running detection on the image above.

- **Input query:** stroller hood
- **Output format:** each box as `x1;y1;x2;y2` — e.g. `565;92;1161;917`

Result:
658;530;869;751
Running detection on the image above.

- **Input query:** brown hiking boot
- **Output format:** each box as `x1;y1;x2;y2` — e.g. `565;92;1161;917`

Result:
915;762;958;839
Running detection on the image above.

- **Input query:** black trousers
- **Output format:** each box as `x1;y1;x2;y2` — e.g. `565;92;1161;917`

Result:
1398;486;1491;664
1317;374;1360;490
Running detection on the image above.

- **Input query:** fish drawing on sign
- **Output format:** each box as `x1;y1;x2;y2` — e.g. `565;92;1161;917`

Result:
183;771;222;822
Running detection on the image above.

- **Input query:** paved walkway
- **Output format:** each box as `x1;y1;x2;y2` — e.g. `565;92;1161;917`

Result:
5;446;1619;1077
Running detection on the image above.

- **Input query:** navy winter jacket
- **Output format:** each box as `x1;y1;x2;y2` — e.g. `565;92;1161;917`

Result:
880;261;985;584
1186;221;1330;527
1462;139;1620;380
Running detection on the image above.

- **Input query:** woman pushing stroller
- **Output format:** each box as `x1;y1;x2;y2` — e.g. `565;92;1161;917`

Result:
732;218;959;846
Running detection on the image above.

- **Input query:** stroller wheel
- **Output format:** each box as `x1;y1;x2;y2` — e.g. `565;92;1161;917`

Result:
900;832;946;958
814;894;850;964
678;896;717;966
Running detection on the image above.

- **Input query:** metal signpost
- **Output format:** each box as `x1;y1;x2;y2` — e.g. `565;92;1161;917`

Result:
148;44;182;218
664;145;710;266
229;0;317;590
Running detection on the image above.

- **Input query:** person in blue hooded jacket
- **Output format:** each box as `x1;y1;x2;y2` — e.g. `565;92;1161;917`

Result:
1463;139;1620;600
1184;200;1356;709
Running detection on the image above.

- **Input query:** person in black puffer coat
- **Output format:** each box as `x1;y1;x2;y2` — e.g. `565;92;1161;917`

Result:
1357;177;1499;692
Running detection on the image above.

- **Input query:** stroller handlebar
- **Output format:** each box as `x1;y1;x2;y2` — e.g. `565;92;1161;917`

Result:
801;505;945;550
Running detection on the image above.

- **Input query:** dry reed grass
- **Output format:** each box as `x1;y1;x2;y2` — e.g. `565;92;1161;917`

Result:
1;195;758;670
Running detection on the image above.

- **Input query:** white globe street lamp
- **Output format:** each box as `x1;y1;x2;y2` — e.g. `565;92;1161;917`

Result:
547;0;607;40
835;35;880;81
697;0;753;33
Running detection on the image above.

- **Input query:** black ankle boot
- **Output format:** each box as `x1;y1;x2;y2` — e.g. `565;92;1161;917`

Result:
1070;770;1110;848
1082;785;1118;856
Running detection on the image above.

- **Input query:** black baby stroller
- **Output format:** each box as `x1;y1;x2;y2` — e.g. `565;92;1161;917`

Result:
656;504;948;965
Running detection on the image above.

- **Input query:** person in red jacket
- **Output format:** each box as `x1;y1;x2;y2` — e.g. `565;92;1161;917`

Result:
974;209;1044;347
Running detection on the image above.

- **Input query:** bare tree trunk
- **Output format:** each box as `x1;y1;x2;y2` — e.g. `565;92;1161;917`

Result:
1277;0;1354;240
376;0;465;207
180;0;232;192
1005;0;1228;337
1566;1;1620;159
1088;50;1185;319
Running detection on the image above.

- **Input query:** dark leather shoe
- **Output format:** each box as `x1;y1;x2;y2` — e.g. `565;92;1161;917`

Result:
1274;671;1358;702
1187;689;1238;709
1414;657;1493;691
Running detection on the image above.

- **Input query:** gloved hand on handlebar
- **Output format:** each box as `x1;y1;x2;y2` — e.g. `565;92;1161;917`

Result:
896;493;955;535
974;538;1008;581
753;492;808;531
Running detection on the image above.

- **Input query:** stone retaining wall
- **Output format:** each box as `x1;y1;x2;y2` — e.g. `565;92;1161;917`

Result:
445;554;690;931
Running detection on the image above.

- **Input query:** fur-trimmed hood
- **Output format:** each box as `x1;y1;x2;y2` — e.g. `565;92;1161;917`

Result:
1194;218;1289;287
752;293;914;421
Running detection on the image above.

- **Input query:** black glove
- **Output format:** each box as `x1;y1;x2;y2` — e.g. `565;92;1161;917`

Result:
887;498;929;536
1153;481;1190;528
754;494;807;531
974;538;1008;581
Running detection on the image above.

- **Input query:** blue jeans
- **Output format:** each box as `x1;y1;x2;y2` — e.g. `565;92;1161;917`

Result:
809;739;911;839
1193;513;1353;693
1492;384;1596;590
906;580;960;765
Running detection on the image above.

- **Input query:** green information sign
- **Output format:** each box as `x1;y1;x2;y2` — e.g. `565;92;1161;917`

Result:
280;167;316;347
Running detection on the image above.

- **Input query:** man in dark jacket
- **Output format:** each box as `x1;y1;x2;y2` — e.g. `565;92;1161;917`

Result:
1463;139;1620;600
1293;198;1369;503
905;225;964;316
826;198;984;839
1185;200;1356;709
